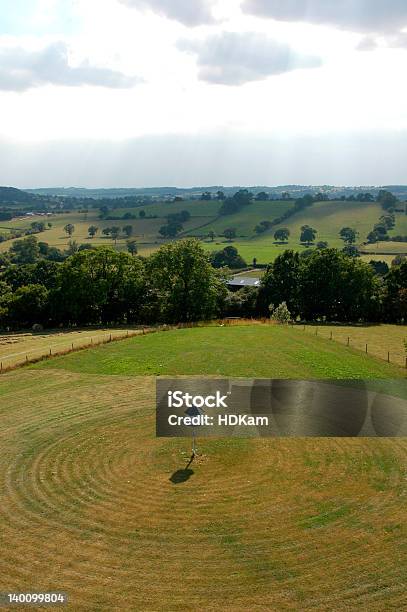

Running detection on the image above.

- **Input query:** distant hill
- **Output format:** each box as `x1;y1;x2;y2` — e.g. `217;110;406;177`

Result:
0;186;36;204
27;185;407;200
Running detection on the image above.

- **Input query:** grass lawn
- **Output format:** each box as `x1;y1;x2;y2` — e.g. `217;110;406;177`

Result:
33;324;404;378
0;363;406;609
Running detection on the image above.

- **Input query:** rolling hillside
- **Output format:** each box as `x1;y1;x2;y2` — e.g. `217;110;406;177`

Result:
0;195;406;264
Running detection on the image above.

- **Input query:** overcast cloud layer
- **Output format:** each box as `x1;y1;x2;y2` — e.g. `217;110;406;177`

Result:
0;0;406;185
243;0;407;35
2;132;407;188
120;0;216;26
179;32;322;85
0;42;140;91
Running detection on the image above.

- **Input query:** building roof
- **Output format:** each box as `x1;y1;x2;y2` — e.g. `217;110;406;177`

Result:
227;277;261;287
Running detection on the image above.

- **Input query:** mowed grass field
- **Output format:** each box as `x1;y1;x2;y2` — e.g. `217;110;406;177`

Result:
0;325;406;609
32;325;405;378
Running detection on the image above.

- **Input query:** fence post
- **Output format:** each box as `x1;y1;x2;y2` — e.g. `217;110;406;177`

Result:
50;348;52;356
26;355;28;362
388;351;390;363
72;343;74;350
347;337;350;347
330;331;333;340
365;344;368;354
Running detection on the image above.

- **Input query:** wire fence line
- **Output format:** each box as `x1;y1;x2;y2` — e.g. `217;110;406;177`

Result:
296;324;406;369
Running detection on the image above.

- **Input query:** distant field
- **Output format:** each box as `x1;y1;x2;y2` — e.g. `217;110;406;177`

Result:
1;199;407;264
33;325;404;378
0;325;406;609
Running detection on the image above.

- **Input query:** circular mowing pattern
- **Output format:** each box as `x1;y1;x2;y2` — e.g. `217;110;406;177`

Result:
0;370;406;610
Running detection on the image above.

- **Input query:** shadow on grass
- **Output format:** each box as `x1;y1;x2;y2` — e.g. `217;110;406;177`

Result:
170;468;194;484
169;452;196;484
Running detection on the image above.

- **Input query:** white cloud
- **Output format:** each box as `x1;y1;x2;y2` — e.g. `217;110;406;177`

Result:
178;31;322;85
242;0;407;35
0;41;141;91
119;0;217;26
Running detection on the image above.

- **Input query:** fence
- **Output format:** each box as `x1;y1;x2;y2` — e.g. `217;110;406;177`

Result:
297;324;406;369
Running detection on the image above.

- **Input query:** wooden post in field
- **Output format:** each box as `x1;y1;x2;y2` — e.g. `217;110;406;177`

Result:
315;328;318;336
330;331;333;340
72;343;74;350
388;351;390;363
365;344;368;354
49;348;52;356
0;362;2;373
26;355;28;362
347;337;350;347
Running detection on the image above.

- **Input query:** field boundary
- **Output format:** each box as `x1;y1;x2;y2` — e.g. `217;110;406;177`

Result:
295;324;407;369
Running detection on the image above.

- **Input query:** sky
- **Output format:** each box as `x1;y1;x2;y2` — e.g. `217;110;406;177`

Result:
0;0;406;187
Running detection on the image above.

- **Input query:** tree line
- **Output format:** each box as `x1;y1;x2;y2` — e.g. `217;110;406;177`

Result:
0;236;406;329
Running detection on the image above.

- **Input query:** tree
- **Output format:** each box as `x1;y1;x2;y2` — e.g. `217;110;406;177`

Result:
159;222;183;238
255;192;269;201
0;281;12;325
210;246;247;269
208;231;216;242
10;236;40;264
52;248;146;325
377;190;398;211
31;221;45;233
274;228;290;243
342;245;360;258
127;240;138;256
300;225;317;246
384;260;407;322
257;251;303;318
340;227;358;245
66;240;78;256
269;302;291;324
8;284;49;327
64;223;75;237
300;249;379;322
216;191;225;201
123;225;133;238
88;225;98;238
281;192;290;200
147;239;226;322
110;226;121;244
139;210;146;218
200;191;212;201
223;228;236;241
255;221;273;234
